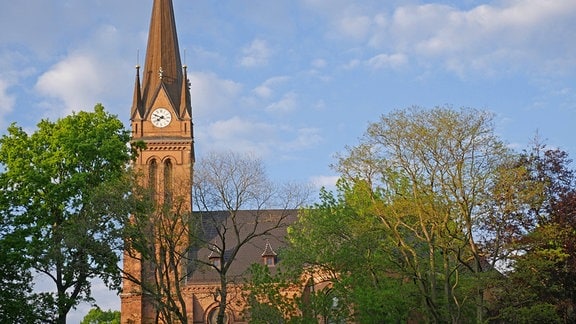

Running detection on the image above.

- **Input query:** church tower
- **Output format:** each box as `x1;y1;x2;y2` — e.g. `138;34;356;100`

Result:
121;0;194;322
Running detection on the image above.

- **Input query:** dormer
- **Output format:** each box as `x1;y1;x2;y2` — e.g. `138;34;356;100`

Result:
261;241;277;267
208;250;222;269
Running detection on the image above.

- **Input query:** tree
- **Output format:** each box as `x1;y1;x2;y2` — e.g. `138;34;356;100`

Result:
193;151;310;324
286;106;510;323
0;219;53;322
282;181;418;323
0;104;136;324
80;308;120;324
336;106;510;322
122;173;194;324
486;143;576;322
242;263;307;324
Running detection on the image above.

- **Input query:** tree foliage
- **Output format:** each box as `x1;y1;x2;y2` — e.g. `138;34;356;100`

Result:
80;308;120;324
282;106;523;323
0;105;136;324
485;142;576;322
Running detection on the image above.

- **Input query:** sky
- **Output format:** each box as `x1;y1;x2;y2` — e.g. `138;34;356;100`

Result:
1;0;575;322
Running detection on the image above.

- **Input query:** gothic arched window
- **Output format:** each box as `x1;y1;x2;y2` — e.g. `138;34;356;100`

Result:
164;159;173;204
149;159;158;196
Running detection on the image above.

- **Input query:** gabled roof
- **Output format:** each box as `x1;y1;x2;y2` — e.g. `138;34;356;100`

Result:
187;209;298;284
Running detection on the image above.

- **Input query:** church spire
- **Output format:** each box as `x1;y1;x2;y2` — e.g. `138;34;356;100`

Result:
140;0;184;116
180;65;192;119
130;65;143;120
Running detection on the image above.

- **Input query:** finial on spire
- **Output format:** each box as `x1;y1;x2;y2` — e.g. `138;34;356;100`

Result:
158;67;164;80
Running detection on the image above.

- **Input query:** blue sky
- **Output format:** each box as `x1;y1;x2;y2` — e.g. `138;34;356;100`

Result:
1;0;575;321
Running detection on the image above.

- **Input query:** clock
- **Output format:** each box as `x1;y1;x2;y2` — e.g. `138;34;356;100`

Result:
151;108;172;128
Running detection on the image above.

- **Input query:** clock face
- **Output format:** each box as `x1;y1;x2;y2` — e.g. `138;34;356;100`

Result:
151;108;172;128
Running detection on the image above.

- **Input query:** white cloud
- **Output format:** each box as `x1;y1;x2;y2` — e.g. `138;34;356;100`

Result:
285;127;323;151
310;175;339;190
0;79;15;125
35;54;104;115
383;0;576;74
188;72;243;117
240;39;272;67
199;116;322;158
266;92;298;113
337;15;372;40
252;76;290;99
33;24;133;117
201;116;279;156
310;0;576;76
367;53;407;69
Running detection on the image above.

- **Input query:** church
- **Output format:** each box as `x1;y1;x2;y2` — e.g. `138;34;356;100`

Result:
119;1;309;323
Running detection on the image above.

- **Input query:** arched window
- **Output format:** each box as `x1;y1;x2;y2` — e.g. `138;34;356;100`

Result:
208;308;228;324
164;159;173;204
149;159;158;196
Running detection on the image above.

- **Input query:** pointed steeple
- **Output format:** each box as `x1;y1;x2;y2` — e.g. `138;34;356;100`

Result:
140;0;184;116
131;65;143;120
180;65;192;119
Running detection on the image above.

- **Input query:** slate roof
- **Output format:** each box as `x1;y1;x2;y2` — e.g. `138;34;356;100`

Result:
186;209;298;284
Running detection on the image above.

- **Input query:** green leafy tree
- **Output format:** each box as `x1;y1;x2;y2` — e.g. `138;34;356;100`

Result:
282;181;418;323
283;106;512;323
242;264;304;323
0;104;136;324
0;221;54;322
332;106;509;322
486;143;576;322
80;308;120;324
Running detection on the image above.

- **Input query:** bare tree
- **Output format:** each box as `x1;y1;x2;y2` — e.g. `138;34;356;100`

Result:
193;151;310;324
122;173;193;324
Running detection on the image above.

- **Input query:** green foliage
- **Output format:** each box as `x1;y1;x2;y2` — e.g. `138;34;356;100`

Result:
80;308;120;324
283;106;528;323
500;303;562;324
243;264;301;323
281;181;418;323
485;142;576;322
0;104;135;323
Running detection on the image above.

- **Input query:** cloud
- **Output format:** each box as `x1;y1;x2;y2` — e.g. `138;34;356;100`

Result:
337;15;372;40
240;39;272;68
33;24;134;117
188;72;243;117
199;116;322;158
307;0;576;76
265;92;298;114
252;76;290;99
285;127;323;151
386;1;576;74
35;54;105;114
0;79;16;127
367;53;407;69
310;175;339;190
201;116;280;156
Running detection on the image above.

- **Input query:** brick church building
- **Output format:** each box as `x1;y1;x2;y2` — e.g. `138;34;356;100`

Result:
119;1;310;323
